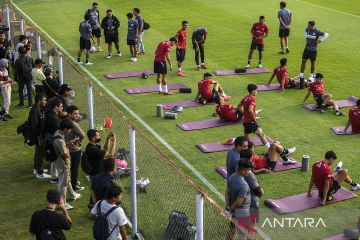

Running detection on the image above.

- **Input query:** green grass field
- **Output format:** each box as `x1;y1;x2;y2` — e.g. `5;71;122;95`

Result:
1;0;360;239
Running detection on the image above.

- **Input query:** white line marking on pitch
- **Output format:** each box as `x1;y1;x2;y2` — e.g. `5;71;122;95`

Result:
294;0;360;18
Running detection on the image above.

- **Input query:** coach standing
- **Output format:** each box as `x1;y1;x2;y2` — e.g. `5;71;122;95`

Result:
101;9;121;59
192;27;207;71
278;1;292;54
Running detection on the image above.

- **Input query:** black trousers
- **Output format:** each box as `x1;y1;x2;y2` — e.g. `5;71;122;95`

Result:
18;81;33;106
34;143;44;174
195;43;205;65
70;150;81;187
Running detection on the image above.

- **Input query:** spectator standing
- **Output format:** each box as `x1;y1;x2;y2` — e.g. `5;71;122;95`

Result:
14;46;34;107
86;2;103;52
91;185;128;240
14;34;27;62
29;189;71;240
0;58;14;119
0;30;10;60
226;136;249;178
65;105;85;191
53;119;81;210
126;13;139;62
42;66;59;100
133;8;145;55
31;58;46;94
101;9;121;59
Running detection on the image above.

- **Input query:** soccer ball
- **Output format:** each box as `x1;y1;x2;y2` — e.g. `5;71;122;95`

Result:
90;46;96;53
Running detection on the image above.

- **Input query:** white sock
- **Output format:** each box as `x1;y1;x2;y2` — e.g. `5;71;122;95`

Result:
158;84;162;92
178;68;181;72
201;63;205;65
265;142;270;150
163;84;168;93
221;92;226;97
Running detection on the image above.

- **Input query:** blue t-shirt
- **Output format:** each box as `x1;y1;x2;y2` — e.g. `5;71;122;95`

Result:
226;148;240;178
135;15;144;30
127;19;139;40
87;9;99;29
227;173;251;212
278;9;292;29
79;21;92;40
305;28;325;51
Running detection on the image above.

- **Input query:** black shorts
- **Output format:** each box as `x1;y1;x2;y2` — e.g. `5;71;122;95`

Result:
80;37;91;50
105;33;119;44
154;61;167;75
315;94;324;107
127;39;136;46
243;122;259;134
302;49;317;61
92;28;101;38
279;28;290;37
319;178;341;199
206;89;220;103
250;42;264;52
176;48;186;62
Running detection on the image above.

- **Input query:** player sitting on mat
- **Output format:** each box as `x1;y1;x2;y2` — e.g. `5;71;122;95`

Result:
307;150;360;206
194;72;231;104
215;97;242;122
302;73;344;115
240;141;296;174
342;99;360;133
267;58;297;92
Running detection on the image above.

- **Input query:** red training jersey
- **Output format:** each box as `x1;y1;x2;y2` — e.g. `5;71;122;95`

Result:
241;95;256;123
349;108;360;132
216;104;238;122
308;81;325;96
251;155;269;170
176;29;187;49
154;41;172;62
198;79;213;100
251;22;268;44
312;160;333;193
273;66;289;87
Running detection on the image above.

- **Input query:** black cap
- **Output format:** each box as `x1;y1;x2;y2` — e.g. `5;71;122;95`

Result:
35;58;45;65
59;84;72;93
46;189;61;204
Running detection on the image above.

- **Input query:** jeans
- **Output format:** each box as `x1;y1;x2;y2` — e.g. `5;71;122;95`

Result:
18;81;32;106
137;31;145;52
70;150;81;187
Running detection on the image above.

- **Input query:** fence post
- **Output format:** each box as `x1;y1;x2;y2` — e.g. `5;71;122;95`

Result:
129;127;138;238
36;33;41;59
87;84;94;129
19;16;24;35
57;54;64;85
5;5;11;41
196;192;204;240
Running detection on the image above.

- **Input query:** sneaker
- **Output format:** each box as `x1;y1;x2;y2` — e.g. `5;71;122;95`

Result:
77;61;83;65
70;193;82;201
106;55;112;59
76;181;81;186
117;51;122;56
351;184;360;191
286;48;290;53
64;203;74;210
132;57;138;62
245;64;250;68
171;106;183;113
49;178;58;184
336;111;345;116
334;161;343;172
196;66;201;71
201;64;207;69
298;72;304;78
225;137;235;145
164;91;174;95
97;48;104;52
258;64;263;68
73;186;85;191
16;103;25;108
85;62;93;66
85;175;90;182
33;169;48;175
176;71;185;77
3;114;13;119
130;57;134;61
36;173;51;179
283;158;297;165
287;147;297;155
278;50;285;54
222;95;232;101
318;109;325;114
158;91;164;94
308;75;315;82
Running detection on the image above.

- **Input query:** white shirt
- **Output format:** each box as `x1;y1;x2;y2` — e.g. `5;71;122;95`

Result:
91;200;128;240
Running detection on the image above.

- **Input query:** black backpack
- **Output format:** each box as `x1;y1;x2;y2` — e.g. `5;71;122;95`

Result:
44;134;62;162
93;200;118;240
164;211;194;240
81;150;93;175
143;19;150;30
17;121;36;146
39;211;61;240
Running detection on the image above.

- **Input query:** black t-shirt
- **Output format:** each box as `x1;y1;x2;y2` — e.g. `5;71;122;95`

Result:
91;172;114;200
42;77;60;99
85;143;106;175
29;209;71;240
44;111;61;136
0;40;9;59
